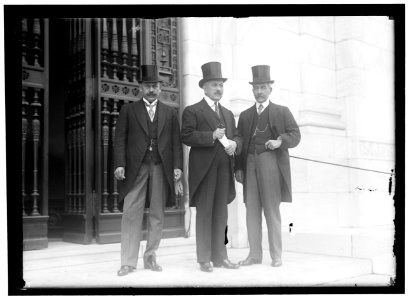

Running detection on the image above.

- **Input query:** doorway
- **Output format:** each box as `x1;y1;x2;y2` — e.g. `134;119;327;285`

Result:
47;19;68;240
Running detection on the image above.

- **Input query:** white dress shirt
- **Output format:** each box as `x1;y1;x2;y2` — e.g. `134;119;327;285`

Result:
256;99;270;114
203;95;238;152
204;95;219;113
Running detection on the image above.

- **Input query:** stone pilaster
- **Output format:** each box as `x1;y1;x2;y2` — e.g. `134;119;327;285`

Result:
335;16;394;228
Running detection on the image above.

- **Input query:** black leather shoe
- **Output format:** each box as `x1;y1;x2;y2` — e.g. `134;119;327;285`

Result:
199;262;213;272
213;259;239;269
238;257;262;266
144;257;163;272
117;265;136;276
271;259;282;267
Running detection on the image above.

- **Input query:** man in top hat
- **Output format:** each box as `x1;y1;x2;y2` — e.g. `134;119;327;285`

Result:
114;65;183;276
235;65;300;267
181;61;242;272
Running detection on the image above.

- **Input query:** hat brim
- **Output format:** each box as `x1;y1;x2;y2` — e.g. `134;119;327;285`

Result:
199;78;227;88
249;80;275;85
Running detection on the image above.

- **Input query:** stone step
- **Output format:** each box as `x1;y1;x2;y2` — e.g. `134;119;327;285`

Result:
23;243;374;288
279;226;394;258
24;237;196;271
262;226;395;276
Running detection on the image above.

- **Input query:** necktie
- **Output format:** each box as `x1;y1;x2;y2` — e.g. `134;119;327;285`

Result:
214;102;220;118
258;104;263;115
146;102;156;121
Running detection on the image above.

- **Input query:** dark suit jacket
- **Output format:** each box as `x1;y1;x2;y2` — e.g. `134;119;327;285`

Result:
181;99;242;207
235;102;300;203
114;100;183;203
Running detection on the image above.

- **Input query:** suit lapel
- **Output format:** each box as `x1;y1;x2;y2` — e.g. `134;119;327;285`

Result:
248;104;257;138
199;98;220;131
132;100;149;136
268;102;280;137
157;101;166;138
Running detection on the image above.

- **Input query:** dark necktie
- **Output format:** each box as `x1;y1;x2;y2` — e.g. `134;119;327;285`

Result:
214;102;220;118
257;104;263;115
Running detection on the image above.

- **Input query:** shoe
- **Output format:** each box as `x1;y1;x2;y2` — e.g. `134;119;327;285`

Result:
213;259;240;269
271;259;282;267
117;265;136;276
144;257;163;272
199;262;213;272
238;256;262;266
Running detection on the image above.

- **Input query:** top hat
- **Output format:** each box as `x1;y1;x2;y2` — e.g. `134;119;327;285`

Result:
249;65;275;85
198;61;227;88
141;65;161;83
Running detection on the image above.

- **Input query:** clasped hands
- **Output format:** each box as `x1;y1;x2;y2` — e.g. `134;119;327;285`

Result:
212;127;237;156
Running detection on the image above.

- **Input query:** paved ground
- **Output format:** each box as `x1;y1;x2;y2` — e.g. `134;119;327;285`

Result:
22;237;394;291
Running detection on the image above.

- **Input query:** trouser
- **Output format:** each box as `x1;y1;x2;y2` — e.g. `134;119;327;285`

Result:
120;161;168;267
195;148;230;263
245;151;282;261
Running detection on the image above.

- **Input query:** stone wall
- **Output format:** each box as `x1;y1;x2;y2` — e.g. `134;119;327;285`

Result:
180;17;395;248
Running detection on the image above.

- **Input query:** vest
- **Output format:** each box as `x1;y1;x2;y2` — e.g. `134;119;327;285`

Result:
142;105;161;164
248;105;274;155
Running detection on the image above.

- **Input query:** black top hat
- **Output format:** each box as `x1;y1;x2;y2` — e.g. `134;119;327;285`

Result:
198;61;227;88
249;65;275;85
141;65;161;83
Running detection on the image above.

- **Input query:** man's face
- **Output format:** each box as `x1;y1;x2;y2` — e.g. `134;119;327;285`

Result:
142;82;161;102
203;80;224;101
252;83;272;103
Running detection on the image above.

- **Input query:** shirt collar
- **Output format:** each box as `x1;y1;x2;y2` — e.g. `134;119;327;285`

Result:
256;99;270;107
143;98;158;107
204;95;219;109
256;99;270;112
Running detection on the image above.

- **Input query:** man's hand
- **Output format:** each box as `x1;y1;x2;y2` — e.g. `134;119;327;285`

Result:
174;168;183;181
235;170;244;184
174;181;183;196
265;138;282;150
114;167;126;180
224;140;237;156
213;127;226;140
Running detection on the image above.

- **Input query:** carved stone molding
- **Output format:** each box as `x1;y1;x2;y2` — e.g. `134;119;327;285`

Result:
159;91;179;109
358;140;394;159
100;79;140;102
297;94;345;130
348;138;395;160
152;18;179;90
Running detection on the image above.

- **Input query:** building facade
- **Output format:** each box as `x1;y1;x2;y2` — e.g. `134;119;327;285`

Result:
21;17;395;261
22;18;185;249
